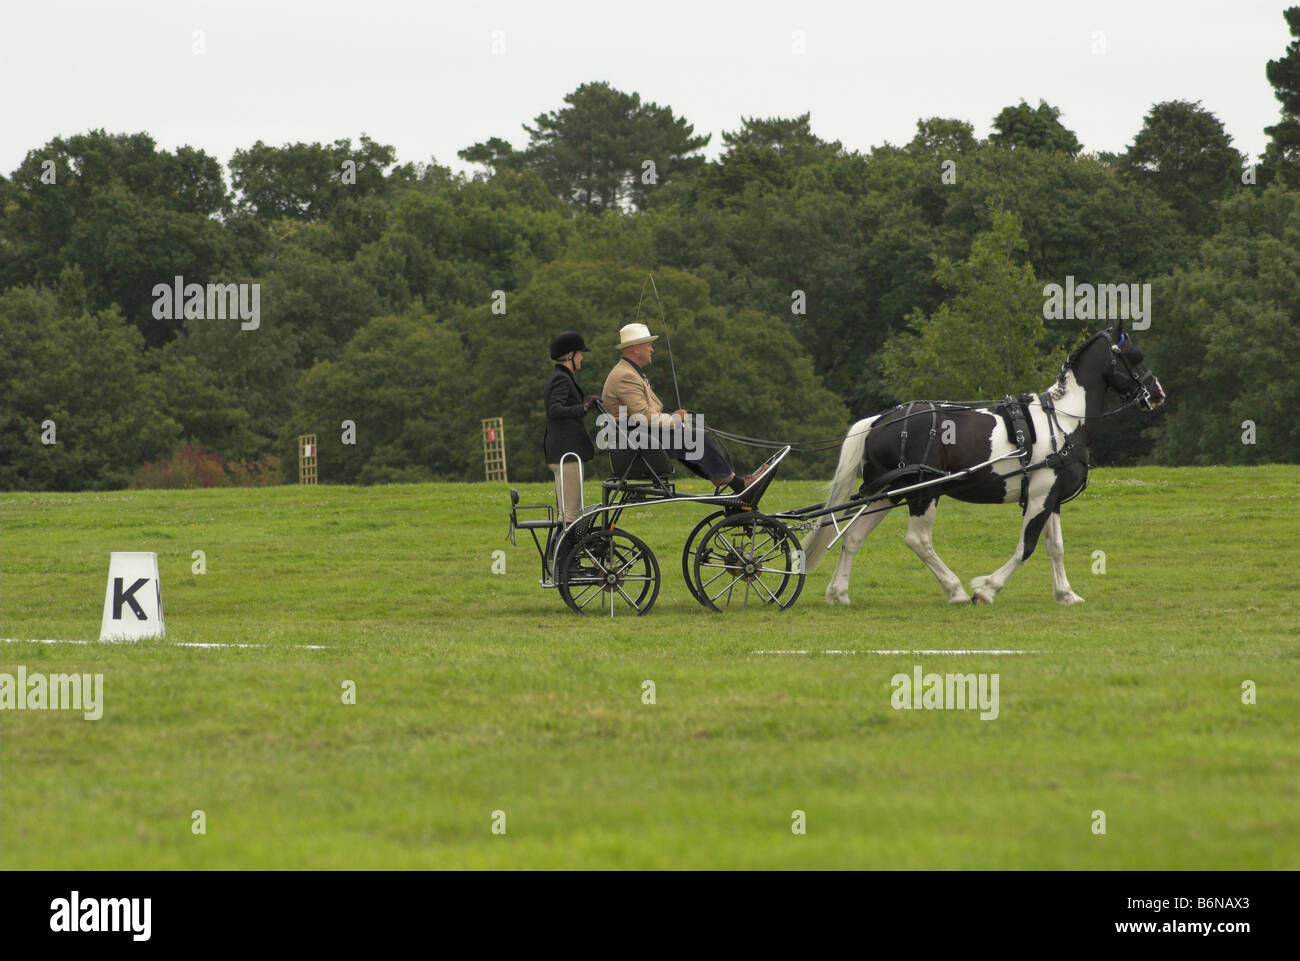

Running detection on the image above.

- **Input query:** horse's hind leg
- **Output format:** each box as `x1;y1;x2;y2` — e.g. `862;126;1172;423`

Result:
903;499;971;604
1044;511;1084;605
825;500;890;606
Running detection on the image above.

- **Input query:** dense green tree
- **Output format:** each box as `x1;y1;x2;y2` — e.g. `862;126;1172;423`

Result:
3;91;1296;491
941;148;1192;293
655;138;1187;428
520;82;710;211
0;131;240;344
1263;7;1300;186
62;184;239;346
990;100;1082;155
353;177;571;311
229;135;398;221
1122;100;1245;234
257;245;384;365
673;113;843;203
150;345;263;460
719;113;842;166
1145;187;1300;464
877;208;1065;400
906;118;980;157
0;282;177;490
653;185;871;406
282;310;475;483
458;136;526;178
166;293;302;448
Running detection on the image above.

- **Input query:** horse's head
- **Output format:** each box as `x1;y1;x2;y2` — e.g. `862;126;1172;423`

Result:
1066;320;1166;411
1103;319;1165;410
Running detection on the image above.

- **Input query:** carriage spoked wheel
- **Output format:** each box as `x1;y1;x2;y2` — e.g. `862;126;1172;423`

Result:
691;513;805;612
557;528;661;617
681;510;726;603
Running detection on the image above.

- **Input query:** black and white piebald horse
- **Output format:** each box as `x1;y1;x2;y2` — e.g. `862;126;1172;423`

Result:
802;319;1165;605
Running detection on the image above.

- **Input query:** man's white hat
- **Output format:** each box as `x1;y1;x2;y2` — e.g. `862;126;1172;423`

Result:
616;322;659;349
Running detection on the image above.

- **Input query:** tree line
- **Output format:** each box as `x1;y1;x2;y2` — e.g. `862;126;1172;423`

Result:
2;10;1298;490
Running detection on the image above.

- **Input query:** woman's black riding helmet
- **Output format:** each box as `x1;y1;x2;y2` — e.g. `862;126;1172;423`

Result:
549;330;591;359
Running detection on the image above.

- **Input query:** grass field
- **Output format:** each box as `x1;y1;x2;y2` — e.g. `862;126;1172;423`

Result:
1;465;1297;869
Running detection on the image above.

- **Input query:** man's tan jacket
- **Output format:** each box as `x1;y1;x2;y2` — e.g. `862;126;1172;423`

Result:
601;357;676;429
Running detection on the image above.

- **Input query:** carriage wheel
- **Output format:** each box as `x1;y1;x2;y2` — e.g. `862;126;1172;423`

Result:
691;514;805;612
558;528;661;617
681;510;726;603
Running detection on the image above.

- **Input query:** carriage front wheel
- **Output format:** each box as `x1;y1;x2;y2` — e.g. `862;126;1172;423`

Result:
558;528;661;617
691;513;805;612
681;510;726;603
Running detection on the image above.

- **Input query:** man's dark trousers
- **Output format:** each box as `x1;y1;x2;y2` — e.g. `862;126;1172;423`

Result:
668;432;734;482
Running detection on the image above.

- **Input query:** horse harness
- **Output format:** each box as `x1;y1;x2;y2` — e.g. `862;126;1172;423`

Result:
854;396;1092;508
999;393;1091;510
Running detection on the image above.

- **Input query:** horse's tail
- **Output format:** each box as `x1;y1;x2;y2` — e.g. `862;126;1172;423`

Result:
802;415;878;573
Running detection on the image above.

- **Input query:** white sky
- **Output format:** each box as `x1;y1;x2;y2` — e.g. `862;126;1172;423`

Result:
1;0;1290;179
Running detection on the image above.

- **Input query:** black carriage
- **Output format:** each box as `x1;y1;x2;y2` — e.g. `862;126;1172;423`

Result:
508;443;805;616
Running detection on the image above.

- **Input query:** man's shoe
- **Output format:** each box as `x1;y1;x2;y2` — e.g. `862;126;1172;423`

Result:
740;462;772;490
735;462;774;503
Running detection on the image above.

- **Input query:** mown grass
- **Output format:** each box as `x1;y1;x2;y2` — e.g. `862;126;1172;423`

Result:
1;465;1296;868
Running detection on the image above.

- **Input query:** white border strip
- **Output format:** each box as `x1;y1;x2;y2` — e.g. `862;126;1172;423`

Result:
1;638;327;650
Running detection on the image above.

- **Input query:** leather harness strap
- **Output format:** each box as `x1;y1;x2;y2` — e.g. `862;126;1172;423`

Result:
898;401;939;473
1001;395;1036;510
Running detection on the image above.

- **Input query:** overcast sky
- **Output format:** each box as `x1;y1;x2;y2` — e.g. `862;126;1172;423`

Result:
1;0;1291;178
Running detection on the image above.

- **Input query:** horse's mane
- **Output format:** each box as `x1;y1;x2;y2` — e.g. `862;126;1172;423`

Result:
1053;332;1109;397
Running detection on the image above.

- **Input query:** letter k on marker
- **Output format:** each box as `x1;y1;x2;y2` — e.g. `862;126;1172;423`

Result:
112;577;150;620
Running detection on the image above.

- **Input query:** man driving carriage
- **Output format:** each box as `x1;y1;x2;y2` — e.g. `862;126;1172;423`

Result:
600;323;769;495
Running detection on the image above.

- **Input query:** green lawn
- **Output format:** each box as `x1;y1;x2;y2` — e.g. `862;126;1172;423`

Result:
1;465;1297;868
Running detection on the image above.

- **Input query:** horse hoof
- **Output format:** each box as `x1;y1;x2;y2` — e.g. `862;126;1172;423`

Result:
950;593;972;605
1056;592;1085;605
972;591;994;605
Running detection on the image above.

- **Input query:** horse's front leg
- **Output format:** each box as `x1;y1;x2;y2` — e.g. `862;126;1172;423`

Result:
970;490;1053;605
1044;510;1084;604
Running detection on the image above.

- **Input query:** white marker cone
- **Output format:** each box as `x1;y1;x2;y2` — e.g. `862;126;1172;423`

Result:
99;552;165;642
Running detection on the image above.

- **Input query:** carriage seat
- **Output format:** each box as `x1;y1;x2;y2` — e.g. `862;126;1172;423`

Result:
594;395;677;494
509;488;561;530
607;446;675;481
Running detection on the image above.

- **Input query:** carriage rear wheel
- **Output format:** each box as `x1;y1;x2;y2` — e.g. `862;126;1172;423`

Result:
691;513;805;612
558;528;661;617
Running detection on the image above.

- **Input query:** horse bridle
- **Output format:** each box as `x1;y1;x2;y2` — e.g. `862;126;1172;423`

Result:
1106;330;1162;411
1056;329;1160;417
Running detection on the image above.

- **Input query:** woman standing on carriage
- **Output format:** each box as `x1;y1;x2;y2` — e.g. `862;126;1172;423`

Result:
543;330;601;524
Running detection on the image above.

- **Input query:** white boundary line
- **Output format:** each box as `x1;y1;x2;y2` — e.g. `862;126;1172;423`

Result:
751;649;1039;655
1;638;327;650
